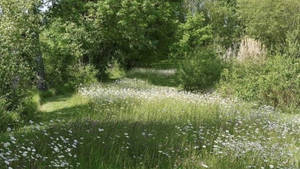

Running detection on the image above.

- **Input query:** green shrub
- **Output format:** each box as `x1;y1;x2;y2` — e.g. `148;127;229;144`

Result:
106;60;126;79
285;29;300;58
219;55;300;112
19;96;39;121
237;0;300;50
1;91;41;130
0;90;40;132
41;18;86;88
0;0;43;128
67;64;98;89
173;13;223;91
39;89;56;101
0;55;32;109
0;55;38;124
177;49;223;91
0;98;15;132
205;0;242;49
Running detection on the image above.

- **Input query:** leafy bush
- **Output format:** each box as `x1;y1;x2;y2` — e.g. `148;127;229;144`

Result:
0;98;18;132
219;55;300;112
39;89;56;101
0;55;32;109
0;0;42;127
41;18;87;87
177;49;223;91
90;0;181;69
173;13;223;91
205;0;242;49
285;29;300;58
18;96;39;121
237;0;300;50
173;13;213;57
67;64;98;89
0;95;38;132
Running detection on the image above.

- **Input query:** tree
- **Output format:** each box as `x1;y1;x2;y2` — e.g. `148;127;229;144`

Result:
42;0;181;79
174;13;223;91
0;0;47;108
237;0;300;50
183;0;242;50
0;0;47;91
205;0;242;49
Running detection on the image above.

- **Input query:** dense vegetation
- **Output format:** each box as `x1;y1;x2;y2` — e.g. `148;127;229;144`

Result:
0;0;299;168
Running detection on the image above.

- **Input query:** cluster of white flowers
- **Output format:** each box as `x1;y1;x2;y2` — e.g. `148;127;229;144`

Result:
79;78;239;107
170;111;299;168
78;77;300;169
211;107;299;169
0;120;82;169
129;68;176;76
1;70;299;169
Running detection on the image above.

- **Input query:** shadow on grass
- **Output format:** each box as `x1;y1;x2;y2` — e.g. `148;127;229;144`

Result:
41;92;74;103
38;104;93;122
37;92;93;123
126;69;178;87
2;117;240;169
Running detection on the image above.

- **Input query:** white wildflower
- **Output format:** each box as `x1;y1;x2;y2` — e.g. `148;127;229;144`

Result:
201;163;209;168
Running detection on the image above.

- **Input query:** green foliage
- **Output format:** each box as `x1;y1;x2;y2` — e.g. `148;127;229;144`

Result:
41;0;181;84
106;60;126;79
67;64;98;89
0;55;32;109
39;89;56;103
0;0;41;121
183;0;242;49
90;0;181;68
205;0;242;49
0;98;18;132
0;94;39;132
285;29;300;58
0;0;42;64
174;13;213;57
177;49;223;91
219;56;300;112
173;13;222;91
18;95;39;121
237;0;300;50
41;18;87;87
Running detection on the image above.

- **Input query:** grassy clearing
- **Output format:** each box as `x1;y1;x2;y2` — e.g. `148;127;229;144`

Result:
38;94;91;122
0;68;299;169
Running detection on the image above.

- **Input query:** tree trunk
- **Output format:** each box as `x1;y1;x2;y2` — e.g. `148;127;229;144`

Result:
36;53;48;91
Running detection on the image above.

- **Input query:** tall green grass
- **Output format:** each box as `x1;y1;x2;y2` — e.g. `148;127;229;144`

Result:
0;69;299;169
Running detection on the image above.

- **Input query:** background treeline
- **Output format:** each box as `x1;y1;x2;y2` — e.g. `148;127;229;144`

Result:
0;0;299;130
177;0;300;112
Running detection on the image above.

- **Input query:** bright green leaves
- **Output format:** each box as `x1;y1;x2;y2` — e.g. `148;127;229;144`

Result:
90;0;180;67
0;1;44;131
205;0;242;48
40;0;181;84
219;56;300;110
41;18;87;87
173;13;223;91
174;13;213;58
0;0;42;107
237;0;300;50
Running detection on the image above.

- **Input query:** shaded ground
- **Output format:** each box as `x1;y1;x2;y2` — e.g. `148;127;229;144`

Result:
126;68;178;87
